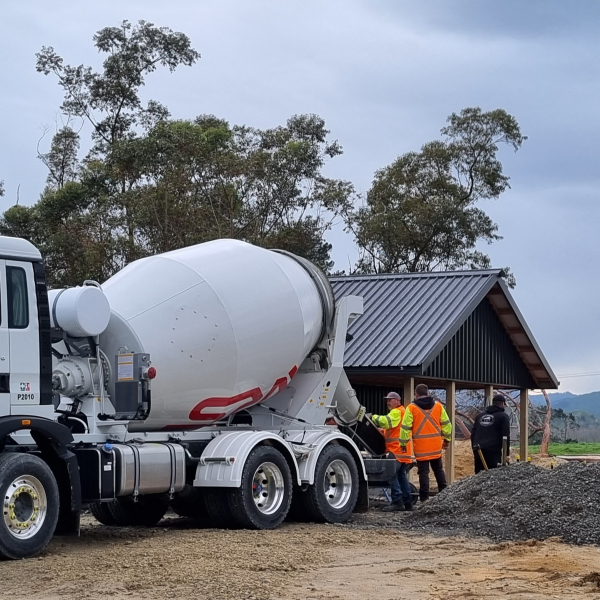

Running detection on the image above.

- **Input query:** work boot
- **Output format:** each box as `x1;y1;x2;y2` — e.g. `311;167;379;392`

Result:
403;502;414;512
382;502;405;512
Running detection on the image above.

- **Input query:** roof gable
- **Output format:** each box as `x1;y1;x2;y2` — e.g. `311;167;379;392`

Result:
330;270;558;389
423;296;537;388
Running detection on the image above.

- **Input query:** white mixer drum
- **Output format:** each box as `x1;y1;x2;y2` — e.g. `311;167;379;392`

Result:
49;286;111;338
100;239;334;431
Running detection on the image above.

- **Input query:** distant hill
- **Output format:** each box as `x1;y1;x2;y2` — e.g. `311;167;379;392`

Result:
531;391;600;418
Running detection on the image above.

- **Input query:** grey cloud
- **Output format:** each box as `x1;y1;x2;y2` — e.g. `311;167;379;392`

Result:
367;0;600;41
1;0;599;392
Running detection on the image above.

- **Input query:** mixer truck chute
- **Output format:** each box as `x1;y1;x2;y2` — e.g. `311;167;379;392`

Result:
0;237;385;560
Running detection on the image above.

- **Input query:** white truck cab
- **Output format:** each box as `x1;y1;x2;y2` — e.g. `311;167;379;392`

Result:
0;238;53;419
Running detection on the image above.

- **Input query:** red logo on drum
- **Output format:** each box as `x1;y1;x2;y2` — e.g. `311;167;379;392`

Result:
188;366;298;422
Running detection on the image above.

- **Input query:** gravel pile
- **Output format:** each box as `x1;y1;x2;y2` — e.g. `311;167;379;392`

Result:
403;461;600;545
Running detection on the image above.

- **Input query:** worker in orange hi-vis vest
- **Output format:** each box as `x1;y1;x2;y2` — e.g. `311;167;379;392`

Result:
400;383;452;502
370;392;415;511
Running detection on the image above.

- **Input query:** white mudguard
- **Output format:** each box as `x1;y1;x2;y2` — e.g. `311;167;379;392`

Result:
193;431;301;488
286;429;368;485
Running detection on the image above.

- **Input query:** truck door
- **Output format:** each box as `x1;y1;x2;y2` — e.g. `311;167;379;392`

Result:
0;260;10;416
6;260;40;409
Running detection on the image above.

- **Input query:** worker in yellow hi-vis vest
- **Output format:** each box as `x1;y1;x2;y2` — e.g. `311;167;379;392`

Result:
371;392;414;511
400;384;452;502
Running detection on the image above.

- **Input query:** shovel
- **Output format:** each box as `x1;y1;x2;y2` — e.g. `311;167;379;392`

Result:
501;436;508;467
473;443;488;471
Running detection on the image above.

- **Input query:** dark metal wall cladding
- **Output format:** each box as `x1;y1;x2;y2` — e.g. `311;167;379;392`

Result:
424;298;536;388
352;384;403;416
330;271;498;368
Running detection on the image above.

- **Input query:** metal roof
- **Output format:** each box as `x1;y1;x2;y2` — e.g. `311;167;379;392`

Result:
330;270;558;389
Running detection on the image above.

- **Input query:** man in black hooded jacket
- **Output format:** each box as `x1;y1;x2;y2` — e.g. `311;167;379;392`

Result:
471;394;510;473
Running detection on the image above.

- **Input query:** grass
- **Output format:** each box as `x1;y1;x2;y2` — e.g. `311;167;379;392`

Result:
528;442;600;456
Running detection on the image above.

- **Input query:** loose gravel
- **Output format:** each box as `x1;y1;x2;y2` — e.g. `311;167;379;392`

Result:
402;461;600;545
4;517;600;600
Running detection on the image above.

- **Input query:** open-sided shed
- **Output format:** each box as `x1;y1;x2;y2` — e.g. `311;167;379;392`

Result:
330;269;558;481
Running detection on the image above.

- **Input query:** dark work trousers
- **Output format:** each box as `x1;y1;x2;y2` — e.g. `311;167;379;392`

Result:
416;457;447;501
473;449;502;473
389;462;412;507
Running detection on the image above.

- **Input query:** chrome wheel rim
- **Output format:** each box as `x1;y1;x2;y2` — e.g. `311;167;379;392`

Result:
323;459;352;509
252;462;285;515
3;475;47;540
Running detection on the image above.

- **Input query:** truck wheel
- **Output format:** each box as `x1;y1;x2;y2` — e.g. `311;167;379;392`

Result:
204;488;236;528
228;446;292;529
303;445;359;523
108;496;168;526
171;485;207;519
0;453;60;560
89;502;118;526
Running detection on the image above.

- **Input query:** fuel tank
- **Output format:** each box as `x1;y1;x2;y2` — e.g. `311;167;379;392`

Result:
99;239;334;431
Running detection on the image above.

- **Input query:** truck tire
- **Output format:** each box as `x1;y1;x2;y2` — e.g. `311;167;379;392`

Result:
227;446;292;529
285;488;310;522
204;488;236;528
302;445;359;523
0;453;60;560
89;501;118;526
107;496;168;526
170;486;207;519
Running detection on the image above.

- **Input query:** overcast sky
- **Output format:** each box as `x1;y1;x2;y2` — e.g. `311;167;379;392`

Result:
1;1;599;393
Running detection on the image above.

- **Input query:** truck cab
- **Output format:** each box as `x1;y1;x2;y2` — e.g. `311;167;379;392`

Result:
0;237;54;421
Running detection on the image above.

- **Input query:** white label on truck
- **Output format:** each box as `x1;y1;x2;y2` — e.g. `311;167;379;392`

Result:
118;354;134;381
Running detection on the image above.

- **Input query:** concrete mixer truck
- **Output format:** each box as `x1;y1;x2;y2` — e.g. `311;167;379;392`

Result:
0;237;386;559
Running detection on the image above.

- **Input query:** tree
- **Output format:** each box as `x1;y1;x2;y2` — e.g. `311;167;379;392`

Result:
259;218;334;272
0;181;4;197
30;20;201;275
0;204;39;243
38;125;81;190
10;23;347;285
94;113;350;273
551;408;580;443
348;108;525;285
1;111;349;285
229;113;351;269
0;182;122;287
36;20;200;151
539;389;552;456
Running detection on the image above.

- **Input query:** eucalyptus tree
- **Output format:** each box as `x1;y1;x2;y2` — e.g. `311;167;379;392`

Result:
350;108;525;285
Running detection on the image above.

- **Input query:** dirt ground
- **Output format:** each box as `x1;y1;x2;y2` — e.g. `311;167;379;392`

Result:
0;513;599;600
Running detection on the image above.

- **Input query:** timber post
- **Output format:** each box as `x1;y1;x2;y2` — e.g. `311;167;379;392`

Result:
445;381;456;484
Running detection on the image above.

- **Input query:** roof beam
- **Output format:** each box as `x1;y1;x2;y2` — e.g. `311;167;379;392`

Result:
496;308;513;315
517;344;536;352
506;326;523;334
